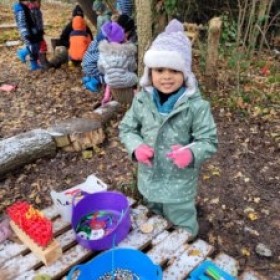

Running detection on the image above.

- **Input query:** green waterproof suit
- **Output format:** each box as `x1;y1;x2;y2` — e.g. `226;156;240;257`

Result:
119;88;218;205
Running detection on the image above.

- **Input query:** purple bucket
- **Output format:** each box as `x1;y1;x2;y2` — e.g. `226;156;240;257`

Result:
71;191;131;251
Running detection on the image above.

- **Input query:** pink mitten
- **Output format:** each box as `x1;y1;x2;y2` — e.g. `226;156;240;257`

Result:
166;145;193;169
134;144;154;167
101;84;112;106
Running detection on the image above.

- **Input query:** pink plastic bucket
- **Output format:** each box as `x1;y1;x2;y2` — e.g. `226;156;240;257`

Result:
71;191;131;251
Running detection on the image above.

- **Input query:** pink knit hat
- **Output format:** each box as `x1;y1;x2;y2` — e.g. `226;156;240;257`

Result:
140;19;197;93
101;22;125;43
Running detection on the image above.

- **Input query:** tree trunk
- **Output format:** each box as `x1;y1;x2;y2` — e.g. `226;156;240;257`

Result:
205;17;222;75
135;0;153;77
0;130;56;178
77;0;97;26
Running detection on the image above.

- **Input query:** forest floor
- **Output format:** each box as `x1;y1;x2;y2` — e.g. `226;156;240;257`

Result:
0;1;280;279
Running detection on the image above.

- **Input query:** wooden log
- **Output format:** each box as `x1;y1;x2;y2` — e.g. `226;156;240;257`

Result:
135;0;153;77
0;129;56;178
205;17;222;87
48;117;105;152
93;100;121;124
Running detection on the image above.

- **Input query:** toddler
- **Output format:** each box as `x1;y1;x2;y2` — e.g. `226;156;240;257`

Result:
68;15;91;66
119;19;218;238
92;0;111;33
97;21;137;105
14;0;42;70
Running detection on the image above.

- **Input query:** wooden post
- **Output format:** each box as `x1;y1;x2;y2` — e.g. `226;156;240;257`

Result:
205;17;222;87
135;0;153;77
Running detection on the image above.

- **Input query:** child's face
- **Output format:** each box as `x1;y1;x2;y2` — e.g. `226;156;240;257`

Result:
151;68;184;94
96;10;103;15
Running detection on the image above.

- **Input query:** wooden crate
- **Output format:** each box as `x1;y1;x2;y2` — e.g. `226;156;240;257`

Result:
0;201;268;280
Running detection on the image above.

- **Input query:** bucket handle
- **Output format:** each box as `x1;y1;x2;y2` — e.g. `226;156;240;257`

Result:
71;190;91;210
155;264;163;280
67;264;83;280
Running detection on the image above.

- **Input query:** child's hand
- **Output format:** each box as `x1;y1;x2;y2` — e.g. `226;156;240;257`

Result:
134;144;154;167
166;145;193;169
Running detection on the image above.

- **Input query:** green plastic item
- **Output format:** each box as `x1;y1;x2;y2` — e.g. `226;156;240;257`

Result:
33;274;52;280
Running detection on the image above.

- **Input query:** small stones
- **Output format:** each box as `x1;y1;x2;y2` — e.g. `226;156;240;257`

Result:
140;223;154;234
255;243;272;257
97;268;140;280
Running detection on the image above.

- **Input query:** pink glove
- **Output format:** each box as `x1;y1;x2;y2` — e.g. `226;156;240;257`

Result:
166;145;193;169
134;144;154;167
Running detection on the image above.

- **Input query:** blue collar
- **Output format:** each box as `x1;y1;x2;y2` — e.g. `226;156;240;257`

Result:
153;87;186;114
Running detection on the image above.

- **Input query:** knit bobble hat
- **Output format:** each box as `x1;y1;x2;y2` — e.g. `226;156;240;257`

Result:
101;22;125;43
72;4;84;17
92;0;106;12
140;19;197;94
117;14;135;33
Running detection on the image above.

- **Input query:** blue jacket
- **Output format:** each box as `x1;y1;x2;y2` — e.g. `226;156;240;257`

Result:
13;2;41;45
82;31;105;80
28;3;44;35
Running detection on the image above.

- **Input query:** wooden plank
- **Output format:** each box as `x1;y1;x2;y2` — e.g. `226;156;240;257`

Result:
163;239;214;280
147;228;192;265
117;215;170;250
15;270;37;280
239;269;270;280
2;252;40;280
130;204;149;229
151;230;170;246
2;200;269;280
35;245;93;280
36;216;168;279
2;228;76;279
213;252;239;277
0;239;27;265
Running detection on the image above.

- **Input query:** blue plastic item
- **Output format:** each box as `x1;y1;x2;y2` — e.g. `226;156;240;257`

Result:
67;248;162;280
187;260;237;280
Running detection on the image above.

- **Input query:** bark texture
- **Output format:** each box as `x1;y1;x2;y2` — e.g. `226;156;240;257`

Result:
0;130;56;178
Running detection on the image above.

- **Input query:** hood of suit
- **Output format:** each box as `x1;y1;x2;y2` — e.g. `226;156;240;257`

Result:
72;16;86;31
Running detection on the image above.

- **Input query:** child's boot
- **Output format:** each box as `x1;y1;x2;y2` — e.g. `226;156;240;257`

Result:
30;60;41;71
39;52;50;70
17;47;29;63
85;78;99;92
82;76;91;84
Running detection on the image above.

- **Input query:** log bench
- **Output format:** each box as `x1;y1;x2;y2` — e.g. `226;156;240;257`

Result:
0;199;268;280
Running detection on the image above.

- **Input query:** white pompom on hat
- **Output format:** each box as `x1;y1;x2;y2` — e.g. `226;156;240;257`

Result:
139;19;197;94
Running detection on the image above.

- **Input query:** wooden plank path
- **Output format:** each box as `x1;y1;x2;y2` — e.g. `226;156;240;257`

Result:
0;200;268;280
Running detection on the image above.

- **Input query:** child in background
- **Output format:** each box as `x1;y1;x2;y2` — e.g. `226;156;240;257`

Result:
16;0;46;66
68;15;91;67
81;29;107;92
92;0;111;33
97;21;137;105
117;14;137;44
28;0;49;69
82;14;137;92
14;0;42;70
119;19;218;238
116;0;133;17
55;4;93;49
